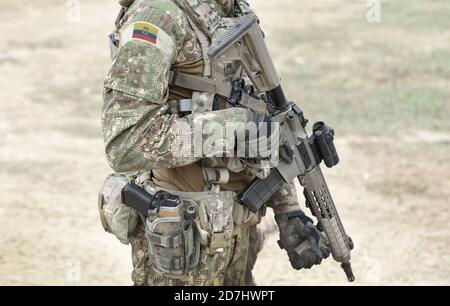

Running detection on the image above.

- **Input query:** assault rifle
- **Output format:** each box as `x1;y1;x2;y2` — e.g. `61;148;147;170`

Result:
208;14;355;282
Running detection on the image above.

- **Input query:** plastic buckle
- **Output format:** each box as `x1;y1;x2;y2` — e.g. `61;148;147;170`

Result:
169;70;178;87
228;79;245;106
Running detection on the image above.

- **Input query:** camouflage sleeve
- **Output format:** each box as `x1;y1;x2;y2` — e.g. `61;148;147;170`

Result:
266;182;304;216
102;89;250;172
102;0;250;172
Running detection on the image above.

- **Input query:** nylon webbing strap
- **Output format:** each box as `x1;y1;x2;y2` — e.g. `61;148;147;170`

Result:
167;99;193;114
146;232;182;248
170;0;213;76
239;92;267;113
203;167;230;186
150;255;183;271
169;70;232;98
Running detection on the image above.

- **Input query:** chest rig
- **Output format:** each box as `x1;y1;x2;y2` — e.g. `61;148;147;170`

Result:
110;0;267;187
167;0;265;115
110;0;265;113
168;0;267;188
109;2;265;263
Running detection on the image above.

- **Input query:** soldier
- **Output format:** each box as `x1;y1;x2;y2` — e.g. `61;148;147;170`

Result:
100;0;330;286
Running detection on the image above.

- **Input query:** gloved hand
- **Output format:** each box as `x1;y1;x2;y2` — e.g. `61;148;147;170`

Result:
276;211;330;270
235;109;279;160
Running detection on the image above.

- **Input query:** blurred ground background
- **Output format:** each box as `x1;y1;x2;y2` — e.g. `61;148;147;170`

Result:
0;0;449;285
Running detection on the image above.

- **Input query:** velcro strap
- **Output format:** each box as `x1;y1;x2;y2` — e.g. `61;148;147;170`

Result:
203;167;230;185
146;232;182;248
168;97;229;114
167;99;193;114
183;228;194;257
150;255;183;271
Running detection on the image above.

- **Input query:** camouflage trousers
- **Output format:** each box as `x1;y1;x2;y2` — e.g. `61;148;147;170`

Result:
130;221;264;286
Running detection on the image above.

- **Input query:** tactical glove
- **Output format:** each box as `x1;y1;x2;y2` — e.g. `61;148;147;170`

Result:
276;211;330;270
236;109;279;160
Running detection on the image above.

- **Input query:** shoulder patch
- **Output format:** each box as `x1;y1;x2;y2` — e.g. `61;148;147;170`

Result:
120;21;175;59
132;22;158;43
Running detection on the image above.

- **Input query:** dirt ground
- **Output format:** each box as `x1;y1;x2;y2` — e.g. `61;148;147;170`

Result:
0;0;449;285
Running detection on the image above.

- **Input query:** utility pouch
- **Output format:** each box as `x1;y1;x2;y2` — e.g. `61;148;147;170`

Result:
140;181;238;280
98;174;139;245
145;198;200;277
196;191;235;255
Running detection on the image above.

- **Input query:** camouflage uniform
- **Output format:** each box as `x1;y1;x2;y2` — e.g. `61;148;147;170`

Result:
102;0;303;286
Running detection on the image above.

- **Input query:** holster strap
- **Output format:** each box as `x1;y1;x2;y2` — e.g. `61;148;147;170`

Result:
149;255;183;271
169;70;232;98
146;232;182;248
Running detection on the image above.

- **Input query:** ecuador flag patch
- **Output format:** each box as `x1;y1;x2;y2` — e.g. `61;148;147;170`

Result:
132;22;159;44
119;21;175;59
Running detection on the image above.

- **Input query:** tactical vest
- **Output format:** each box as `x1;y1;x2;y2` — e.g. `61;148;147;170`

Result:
111;0;266;187
102;3;266;275
169;0;268;186
150;0;264;119
112;0;263;112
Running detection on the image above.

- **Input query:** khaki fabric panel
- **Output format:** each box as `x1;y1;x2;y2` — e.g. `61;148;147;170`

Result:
169;58;205;100
153;162;205;192
153;161;255;193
